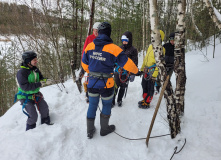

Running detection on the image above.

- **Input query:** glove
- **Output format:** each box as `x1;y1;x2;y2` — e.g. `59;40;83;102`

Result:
40;79;52;86
129;75;135;82
136;71;143;76
165;63;174;73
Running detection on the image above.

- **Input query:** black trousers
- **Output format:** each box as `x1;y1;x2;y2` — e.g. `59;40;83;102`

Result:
141;77;155;103
112;72;128;103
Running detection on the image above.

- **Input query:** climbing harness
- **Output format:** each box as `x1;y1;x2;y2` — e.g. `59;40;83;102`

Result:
115;64;130;83
14;91;43;117
118;68;130;83
143;64;156;81
89;72;113;89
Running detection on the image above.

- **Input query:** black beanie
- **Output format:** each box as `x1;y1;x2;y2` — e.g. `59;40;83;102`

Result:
98;28;111;37
169;32;175;40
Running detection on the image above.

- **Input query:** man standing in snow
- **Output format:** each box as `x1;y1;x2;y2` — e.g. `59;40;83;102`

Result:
15;51;52;131
81;22;138;139
164;32;175;77
78;22;101;102
155;32;175;93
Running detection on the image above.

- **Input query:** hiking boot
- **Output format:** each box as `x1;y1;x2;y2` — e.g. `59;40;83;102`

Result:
26;123;36;131
100;114;115;136
138;102;150;109
118;101;122;107
41;116;51;125
87;118;96;139
87;128;96;139
138;99;145;105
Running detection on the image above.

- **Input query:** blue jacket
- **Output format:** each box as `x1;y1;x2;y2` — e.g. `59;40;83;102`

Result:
81;34;138;89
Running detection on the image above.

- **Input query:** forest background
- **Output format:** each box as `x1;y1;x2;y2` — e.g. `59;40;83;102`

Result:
0;0;221;116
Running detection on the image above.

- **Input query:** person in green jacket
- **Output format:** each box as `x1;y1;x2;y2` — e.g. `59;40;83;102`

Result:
138;30;165;109
16;51;52;131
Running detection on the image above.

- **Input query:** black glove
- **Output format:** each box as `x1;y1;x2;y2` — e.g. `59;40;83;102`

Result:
136;71;143;76
165;63;174;72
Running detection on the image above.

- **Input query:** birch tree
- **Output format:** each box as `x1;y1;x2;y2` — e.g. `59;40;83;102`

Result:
204;0;221;30
149;0;180;138
174;0;187;116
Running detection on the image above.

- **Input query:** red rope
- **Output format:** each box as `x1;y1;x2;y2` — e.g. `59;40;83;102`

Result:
118;67;129;83
33;92;43;111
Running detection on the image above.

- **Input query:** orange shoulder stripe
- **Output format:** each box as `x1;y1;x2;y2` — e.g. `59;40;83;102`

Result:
102;44;123;57
81;62;89;73
84;42;95;54
123;58;138;74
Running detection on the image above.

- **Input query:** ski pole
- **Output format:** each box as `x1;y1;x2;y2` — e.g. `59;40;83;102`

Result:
146;75;170;147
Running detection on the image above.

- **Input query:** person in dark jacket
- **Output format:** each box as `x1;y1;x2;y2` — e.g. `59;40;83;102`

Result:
164;32;175;76
155;32;175;93
112;31;138;107
16;51;52;131
81;22;138;139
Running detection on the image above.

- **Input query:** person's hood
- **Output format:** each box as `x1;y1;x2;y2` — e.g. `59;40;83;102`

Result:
93;34;113;46
122;31;133;47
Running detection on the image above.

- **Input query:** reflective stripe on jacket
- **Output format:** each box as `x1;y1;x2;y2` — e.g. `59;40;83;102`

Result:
81;34;138;89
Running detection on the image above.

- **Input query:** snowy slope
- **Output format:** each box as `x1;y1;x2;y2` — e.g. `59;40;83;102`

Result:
0;42;221;160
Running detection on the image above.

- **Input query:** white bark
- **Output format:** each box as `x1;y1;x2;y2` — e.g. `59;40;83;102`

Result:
174;0;187;116
142;0;145;56
190;0;202;36
204;0;221;30
149;0;180;139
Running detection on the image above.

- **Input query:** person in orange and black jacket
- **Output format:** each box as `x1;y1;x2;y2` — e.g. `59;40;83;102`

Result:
112;31;138;107
81;22;138;139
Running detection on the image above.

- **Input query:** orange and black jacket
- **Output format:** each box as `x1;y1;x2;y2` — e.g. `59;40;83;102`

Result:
81;34;138;89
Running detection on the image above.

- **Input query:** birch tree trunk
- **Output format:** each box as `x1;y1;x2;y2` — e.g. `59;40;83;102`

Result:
142;0;145;55
149;0;180;138
174;0;187;116
204;0;221;30
146;0;150;59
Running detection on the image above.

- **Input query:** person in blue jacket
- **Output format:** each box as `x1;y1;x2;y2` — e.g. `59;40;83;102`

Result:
81;22;138;139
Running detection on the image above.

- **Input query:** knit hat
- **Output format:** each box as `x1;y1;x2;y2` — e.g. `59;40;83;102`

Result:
121;35;129;42
169;32;175;40
93;22;101;29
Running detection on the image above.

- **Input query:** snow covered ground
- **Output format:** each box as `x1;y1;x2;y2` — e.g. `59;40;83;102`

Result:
0;42;221;160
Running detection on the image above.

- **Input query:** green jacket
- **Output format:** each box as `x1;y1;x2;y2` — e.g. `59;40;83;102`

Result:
16;65;42;100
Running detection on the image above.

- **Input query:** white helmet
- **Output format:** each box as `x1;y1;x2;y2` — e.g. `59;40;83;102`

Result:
93;22;101;29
